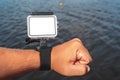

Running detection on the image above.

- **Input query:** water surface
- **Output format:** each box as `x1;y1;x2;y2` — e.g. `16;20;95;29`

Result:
0;0;120;80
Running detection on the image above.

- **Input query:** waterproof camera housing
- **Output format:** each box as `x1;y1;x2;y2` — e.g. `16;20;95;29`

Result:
27;14;57;39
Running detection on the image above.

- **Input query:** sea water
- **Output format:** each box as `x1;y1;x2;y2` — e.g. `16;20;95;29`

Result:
0;0;120;80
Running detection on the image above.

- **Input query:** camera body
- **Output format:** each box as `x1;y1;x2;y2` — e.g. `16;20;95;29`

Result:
27;13;58;39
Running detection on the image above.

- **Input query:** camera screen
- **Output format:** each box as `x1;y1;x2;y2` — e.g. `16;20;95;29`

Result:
27;15;57;38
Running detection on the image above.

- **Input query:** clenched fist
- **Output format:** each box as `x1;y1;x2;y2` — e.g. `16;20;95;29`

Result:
51;38;92;76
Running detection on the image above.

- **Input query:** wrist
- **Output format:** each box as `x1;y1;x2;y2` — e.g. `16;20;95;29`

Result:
27;50;40;70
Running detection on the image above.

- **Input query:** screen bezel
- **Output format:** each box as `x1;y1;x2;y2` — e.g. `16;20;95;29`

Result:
27;15;57;39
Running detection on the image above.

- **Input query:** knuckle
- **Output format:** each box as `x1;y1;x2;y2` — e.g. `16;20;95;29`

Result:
73;38;82;43
73;38;81;41
86;55;92;63
82;59;90;65
70;38;84;47
89;57;93;62
85;57;92;64
87;58;91;63
73;41;80;45
84;49;92;63
72;41;82;48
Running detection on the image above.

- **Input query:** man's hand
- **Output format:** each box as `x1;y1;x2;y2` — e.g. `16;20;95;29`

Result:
51;38;92;76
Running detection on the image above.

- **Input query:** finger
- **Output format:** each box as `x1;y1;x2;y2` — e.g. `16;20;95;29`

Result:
77;47;92;64
76;51;90;65
67;64;90;76
71;38;92;63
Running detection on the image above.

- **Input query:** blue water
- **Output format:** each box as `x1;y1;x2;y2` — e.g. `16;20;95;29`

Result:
0;0;120;80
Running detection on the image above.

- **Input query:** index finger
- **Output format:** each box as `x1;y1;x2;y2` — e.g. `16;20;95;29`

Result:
77;42;92;64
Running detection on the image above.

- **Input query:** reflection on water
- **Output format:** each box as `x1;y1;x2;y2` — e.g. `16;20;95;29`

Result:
0;0;120;80
59;2;64;8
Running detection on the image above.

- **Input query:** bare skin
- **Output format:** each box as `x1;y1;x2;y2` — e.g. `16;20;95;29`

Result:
0;38;92;80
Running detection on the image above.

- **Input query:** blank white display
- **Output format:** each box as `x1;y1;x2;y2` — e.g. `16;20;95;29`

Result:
29;17;55;36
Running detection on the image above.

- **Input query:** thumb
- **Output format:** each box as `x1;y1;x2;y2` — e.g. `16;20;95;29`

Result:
68;63;90;76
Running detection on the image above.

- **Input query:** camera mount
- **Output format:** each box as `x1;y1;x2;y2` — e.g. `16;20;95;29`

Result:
26;12;58;49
